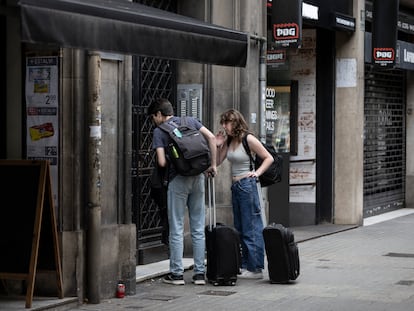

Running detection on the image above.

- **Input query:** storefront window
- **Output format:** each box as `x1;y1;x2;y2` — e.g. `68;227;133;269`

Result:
265;82;298;154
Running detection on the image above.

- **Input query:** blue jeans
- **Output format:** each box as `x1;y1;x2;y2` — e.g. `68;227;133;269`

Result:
231;177;264;272
167;174;206;276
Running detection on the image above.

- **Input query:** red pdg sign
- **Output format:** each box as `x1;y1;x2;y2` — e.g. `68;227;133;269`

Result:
271;0;302;48
372;0;399;67
373;48;395;63
273;23;300;41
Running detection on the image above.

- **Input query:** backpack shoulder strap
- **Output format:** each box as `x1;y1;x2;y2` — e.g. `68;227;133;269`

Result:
242;133;254;171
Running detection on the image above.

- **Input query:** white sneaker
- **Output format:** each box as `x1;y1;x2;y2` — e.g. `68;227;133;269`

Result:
238;270;263;279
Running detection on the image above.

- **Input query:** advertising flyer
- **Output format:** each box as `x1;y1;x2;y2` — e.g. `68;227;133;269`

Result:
25;56;59;207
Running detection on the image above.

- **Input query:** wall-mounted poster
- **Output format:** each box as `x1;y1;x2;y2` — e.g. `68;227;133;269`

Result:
25;56;59;208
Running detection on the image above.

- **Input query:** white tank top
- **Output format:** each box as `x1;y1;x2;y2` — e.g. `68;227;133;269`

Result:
227;143;251;177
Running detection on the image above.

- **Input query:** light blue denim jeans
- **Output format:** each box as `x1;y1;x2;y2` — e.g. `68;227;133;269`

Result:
231;177;264;272
167;174;206;276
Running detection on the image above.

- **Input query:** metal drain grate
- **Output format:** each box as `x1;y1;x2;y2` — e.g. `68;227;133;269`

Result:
142;294;179;301
198;290;237;296
384;253;414;258
396;280;414;286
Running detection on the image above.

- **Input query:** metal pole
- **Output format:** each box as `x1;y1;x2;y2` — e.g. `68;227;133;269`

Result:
259;39;267;144
87;52;102;304
250;34;269;225
250;34;267;143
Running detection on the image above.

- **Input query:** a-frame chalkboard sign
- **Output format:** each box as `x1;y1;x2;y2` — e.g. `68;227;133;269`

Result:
0;160;63;308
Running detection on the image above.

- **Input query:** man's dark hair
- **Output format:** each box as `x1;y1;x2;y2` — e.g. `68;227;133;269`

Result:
147;98;174;116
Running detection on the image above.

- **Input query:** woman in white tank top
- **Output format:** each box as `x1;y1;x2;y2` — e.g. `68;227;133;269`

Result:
216;109;273;279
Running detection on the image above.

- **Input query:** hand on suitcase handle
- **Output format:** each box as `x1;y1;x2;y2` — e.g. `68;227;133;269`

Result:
206;167;216;177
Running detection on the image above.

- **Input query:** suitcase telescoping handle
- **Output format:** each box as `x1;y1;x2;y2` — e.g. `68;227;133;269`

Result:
208;176;216;231
256;179;267;227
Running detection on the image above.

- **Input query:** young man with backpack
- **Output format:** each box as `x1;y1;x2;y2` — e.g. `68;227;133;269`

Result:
148;98;217;285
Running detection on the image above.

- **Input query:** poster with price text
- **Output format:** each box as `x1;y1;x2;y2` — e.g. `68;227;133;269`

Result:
25;56;59;207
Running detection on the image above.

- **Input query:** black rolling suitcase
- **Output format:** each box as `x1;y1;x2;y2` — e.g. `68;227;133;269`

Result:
205;177;241;286
263;223;300;284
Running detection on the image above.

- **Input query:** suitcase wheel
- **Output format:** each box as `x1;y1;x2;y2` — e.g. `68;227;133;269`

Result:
222;280;237;286
209;279;236;286
209;279;220;286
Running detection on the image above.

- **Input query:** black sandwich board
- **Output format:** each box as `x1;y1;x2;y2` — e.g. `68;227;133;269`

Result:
0;160;63;308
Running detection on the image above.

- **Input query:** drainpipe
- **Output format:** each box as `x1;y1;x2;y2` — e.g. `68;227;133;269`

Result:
250;34;267;143
87;52;102;304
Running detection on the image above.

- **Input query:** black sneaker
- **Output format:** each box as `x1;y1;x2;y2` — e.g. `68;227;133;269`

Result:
162;274;185;285
192;274;206;285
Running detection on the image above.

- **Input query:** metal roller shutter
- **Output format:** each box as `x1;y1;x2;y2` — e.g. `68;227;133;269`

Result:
364;65;406;217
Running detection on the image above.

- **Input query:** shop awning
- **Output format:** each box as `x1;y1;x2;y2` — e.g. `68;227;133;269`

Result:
19;0;248;67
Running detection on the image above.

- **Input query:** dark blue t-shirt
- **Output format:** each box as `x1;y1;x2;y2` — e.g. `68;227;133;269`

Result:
152;116;204;180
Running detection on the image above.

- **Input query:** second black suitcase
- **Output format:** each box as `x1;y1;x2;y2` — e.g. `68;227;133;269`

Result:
205;177;241;286
263;223;300;284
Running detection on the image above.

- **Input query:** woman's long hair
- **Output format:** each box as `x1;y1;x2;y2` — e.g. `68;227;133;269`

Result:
219;109;249;142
